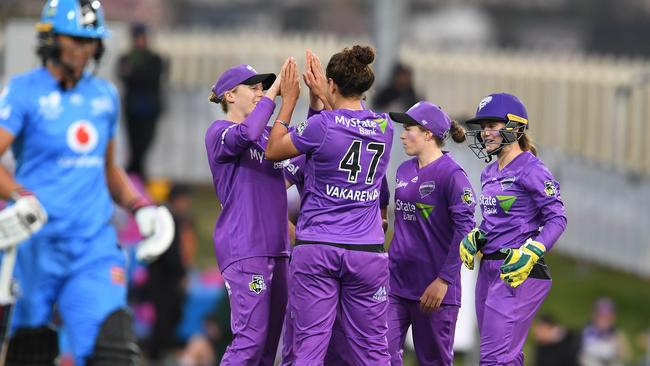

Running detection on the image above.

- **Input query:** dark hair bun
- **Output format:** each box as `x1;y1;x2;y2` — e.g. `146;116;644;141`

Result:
350;45;375;65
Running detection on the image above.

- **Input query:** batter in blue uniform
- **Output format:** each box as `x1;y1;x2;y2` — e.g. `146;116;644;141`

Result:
0;1;174;364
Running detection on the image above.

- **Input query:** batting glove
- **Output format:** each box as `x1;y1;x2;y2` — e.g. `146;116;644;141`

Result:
133;203;175;262
499;239;546;288
460;228;486;270
0;190;47;250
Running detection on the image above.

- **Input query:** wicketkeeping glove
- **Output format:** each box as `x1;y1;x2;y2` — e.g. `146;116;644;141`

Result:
134;205;175;262
0;190;48;250
499;239;546;288
460;228;486;270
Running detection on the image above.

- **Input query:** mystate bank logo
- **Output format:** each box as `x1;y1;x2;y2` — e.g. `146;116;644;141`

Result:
67;120;98;153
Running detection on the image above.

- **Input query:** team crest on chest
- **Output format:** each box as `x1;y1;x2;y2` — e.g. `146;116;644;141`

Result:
39;91;63;120
500;176;517;190
418;181;435;198
249;274;267;294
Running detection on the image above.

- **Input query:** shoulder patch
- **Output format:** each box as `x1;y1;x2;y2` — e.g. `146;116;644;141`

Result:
297;119;309;136
462;188;475;205
544;180;557;197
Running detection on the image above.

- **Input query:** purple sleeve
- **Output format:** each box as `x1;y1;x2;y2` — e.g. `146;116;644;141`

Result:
284;155;305;187
524;162;567;251
307;107;322;119
439;170;477;284
205;97;275;162
290;114;327;155
379;176;390;209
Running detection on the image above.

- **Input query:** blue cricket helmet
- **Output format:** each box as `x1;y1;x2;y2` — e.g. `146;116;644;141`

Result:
38;0;109;39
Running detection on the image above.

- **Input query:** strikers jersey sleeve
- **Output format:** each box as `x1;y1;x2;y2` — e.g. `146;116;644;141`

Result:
0;79;29;136
522;160;567;251
105;82;120;139
205;97;275;162
290;114;328;155
439;170;476;284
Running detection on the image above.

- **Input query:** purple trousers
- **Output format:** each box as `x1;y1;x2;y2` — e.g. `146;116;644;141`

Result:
290;244;390;366
220;256;288;366
387;294;459;366
475;258;551;366
282;298;352;365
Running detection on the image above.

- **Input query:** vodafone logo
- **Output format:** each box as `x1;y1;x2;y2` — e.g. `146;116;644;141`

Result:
67;120;98;154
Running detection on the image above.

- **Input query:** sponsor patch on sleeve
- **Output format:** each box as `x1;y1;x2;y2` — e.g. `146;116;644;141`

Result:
462;188;475;205
544;180;557;197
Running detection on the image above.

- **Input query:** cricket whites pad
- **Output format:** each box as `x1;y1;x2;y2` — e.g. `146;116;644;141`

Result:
6;326;59;366
86;308;143;366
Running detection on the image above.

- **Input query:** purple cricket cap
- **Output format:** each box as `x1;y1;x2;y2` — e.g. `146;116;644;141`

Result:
594;298;615;315
210;64;276;103
389;101;451;140
466;92;528;126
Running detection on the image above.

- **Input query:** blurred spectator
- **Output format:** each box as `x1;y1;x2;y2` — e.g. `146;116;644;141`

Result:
533;313;580;366
118;22;165;180
178;278;233;365
145;184;197;362
580;298;631;366
372;63;419;112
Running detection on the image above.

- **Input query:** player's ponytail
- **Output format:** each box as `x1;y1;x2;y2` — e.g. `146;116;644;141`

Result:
518;133;537;156
449;120;466;143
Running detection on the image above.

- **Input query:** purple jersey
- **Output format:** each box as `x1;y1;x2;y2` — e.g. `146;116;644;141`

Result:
205;97;290;271
289;109;393;245
389;153;476;305
284;154;390;208
478;151;566;254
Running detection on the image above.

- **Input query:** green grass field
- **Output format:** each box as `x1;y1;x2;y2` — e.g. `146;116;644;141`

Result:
187;185;650;365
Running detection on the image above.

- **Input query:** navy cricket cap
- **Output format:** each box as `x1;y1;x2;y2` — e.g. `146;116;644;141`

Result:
389;101;452;140
210;64;276;103
465;93;528;127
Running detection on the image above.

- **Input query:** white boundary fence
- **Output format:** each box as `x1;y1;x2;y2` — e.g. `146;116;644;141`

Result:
2;25;650;277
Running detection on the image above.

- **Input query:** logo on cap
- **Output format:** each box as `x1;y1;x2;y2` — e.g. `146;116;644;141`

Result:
478;96;492;111
67;120;98;154
245;65;257;73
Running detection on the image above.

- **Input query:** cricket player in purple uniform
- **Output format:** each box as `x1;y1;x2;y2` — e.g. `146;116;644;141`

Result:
387;101;476;366
282;151;391;366
204;58;300;365
266;46;394;365
460;93;567;365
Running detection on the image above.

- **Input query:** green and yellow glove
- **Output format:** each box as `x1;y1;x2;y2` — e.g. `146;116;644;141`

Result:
499;239;546;288
460;228;486;270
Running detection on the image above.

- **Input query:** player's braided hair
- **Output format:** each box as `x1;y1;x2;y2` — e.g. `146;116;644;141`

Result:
326;45;375;98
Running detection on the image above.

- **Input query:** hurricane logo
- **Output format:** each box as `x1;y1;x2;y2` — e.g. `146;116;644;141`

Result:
249;275;267;294
419;181;435;198
478;96;492;111
462;188;475;205
544;180;557;197
67;120;98;154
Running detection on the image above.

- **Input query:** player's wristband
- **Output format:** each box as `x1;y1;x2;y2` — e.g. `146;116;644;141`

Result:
10;188;34;201
275;119;290;130
126;196;151;214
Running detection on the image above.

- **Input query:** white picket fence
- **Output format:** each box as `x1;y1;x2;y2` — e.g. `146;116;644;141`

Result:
2;26;649;276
